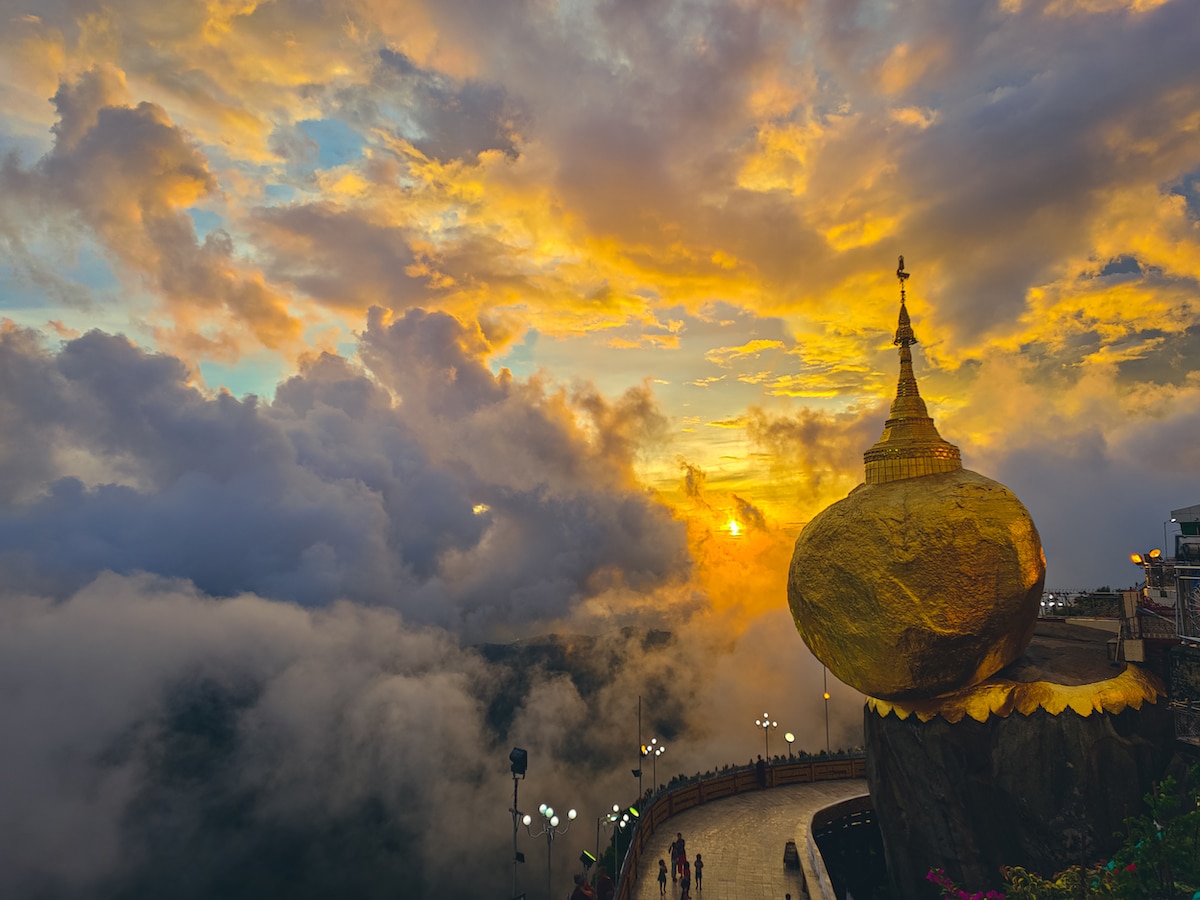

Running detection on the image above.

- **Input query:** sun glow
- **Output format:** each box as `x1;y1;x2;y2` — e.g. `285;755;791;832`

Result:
727;519;741;536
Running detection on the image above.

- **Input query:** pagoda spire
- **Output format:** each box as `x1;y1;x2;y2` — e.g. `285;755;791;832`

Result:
892;255;921;409
862;256;962;485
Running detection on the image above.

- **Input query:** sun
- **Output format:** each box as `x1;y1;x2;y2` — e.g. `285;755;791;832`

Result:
727;519;741;536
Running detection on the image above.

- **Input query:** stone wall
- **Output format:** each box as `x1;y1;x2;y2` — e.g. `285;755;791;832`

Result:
865;699;1173;898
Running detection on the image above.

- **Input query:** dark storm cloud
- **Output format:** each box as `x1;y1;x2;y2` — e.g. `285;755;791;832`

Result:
0;311;689;635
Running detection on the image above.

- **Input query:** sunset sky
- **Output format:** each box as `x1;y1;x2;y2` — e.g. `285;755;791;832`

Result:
1;1;1199;896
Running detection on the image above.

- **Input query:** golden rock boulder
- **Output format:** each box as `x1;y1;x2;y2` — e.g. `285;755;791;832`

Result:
788;468;1045;700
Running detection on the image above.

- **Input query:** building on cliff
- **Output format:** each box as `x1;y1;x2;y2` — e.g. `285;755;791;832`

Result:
1125;503;1200;753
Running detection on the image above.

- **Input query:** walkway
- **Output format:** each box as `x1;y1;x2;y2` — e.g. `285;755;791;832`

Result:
630;780;868;900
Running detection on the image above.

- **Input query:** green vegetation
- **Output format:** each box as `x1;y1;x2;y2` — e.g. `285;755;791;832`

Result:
930;769;1200;899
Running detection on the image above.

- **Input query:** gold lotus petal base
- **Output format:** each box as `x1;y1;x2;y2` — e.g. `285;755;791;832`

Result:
866;664;1165;724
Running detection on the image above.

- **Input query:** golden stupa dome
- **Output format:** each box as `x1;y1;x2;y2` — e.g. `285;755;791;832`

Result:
788;258;1046;701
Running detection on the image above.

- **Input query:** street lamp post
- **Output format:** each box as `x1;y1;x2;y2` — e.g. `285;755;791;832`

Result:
755;712;778;758
644;737;666;794
509;748;528;899
1165;520;1181;559
523;803;576;900
1131;548;1165;596
596;805;620;876
823;668;832;753
784;732;795;758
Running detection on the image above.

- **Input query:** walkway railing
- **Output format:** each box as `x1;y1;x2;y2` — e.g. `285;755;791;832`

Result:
613;753;867;900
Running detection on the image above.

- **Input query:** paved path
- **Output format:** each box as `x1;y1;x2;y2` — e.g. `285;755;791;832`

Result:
630;780;868;900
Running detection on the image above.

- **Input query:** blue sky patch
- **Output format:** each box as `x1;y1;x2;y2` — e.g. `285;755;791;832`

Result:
186;207;224;241
199;356;289;401
494;328;539;377
297;118;365;169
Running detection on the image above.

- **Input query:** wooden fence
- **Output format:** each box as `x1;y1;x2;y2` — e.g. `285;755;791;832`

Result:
613;755;867;900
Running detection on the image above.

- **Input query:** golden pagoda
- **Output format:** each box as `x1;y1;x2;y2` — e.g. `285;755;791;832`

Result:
862;257;962;485
788;258;1046;700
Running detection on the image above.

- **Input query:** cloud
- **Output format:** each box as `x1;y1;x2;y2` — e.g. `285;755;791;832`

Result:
0;573;492;898
705;339;786;368
0;312;689;636
743;402;885;514
1;67;303;359
0;312;845;898
0;571;736;899
731;494;767;531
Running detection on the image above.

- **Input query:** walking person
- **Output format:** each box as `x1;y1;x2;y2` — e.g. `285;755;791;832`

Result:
658;859;668;897
674;833;686;881
694;853;703;890
680;860;692;900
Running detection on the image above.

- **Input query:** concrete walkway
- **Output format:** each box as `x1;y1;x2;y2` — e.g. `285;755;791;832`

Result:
630;780;868;900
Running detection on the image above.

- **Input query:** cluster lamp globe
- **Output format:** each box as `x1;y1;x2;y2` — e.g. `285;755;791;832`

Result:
648;737;666;793
755;713;778;758
523;801;577;899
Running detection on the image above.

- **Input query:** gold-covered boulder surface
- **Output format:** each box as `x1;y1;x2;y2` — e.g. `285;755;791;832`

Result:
788;468;1046;700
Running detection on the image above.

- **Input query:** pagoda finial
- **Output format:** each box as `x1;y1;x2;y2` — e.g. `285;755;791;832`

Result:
894;255;916;348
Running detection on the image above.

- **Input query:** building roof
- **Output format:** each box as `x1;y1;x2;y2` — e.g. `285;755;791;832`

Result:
1171;504;1200;523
